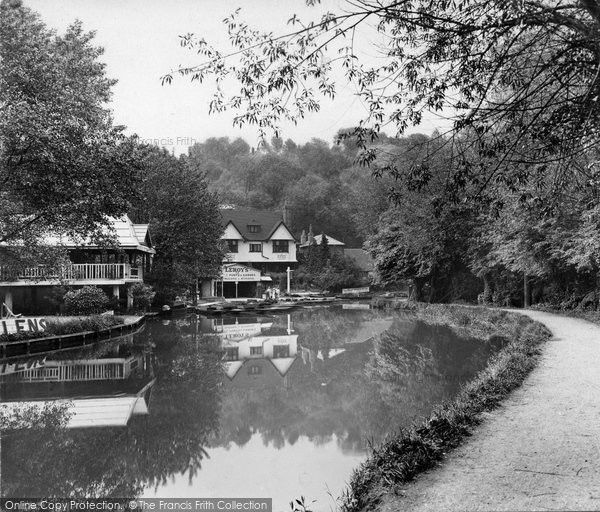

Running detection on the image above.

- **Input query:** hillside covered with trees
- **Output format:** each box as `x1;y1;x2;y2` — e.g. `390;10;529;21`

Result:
167;0;600;309
186;129;600;309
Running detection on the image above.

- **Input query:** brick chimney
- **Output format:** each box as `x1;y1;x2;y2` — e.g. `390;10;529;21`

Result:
308;224;315;244
300;229;307;244
283;200;292;230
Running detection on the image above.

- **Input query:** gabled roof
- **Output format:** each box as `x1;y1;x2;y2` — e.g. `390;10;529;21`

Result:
345;248;375;271
133;224;152;248
221;208;295;241
300;233;345;247
43;215;155;254
0;396;150;429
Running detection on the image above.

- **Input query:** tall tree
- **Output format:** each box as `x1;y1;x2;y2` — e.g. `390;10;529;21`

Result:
131;147;223;303
0;0;140;252
167;0;600;204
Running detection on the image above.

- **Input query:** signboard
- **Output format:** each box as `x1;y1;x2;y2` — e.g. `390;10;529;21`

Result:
343;303;371;310
0;357;46;376
221;264;261;282
217;323;269;339
0;317;48;335
341;286;370;295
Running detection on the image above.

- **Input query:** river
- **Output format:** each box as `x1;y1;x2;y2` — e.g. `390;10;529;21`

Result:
0;305;503;510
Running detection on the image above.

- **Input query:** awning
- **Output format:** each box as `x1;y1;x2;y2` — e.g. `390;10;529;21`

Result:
260;276;273;282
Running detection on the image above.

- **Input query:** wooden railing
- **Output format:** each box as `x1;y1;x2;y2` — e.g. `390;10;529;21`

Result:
1;264;143;282
15;357;140;382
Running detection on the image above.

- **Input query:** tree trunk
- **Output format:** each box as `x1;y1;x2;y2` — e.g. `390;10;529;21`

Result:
411;278;423;301
596;272;600;310
483;274;491;304
524;273;531;308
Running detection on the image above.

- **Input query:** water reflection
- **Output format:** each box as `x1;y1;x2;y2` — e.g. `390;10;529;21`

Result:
0;307;502;509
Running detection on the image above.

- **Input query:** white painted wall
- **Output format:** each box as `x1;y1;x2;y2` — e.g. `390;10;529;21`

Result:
223;334;298;359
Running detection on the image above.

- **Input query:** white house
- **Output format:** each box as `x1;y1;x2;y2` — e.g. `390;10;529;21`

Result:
201;208;297;298
222;334;299;379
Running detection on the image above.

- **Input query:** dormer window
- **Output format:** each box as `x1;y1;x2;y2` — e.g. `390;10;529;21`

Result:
247;224;261;233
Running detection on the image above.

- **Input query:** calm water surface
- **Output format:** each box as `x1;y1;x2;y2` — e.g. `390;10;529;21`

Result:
0;306;502;510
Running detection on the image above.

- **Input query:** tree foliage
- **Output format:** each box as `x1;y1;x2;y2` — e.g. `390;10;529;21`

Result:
167;0;600;205
0;0;140;254
131;146;224;303
185;135;360;244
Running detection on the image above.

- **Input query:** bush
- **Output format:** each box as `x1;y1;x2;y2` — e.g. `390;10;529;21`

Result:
129;283;156;311
0;315;125;343
44;315;124;335
64;286;109;315
0;331;50;343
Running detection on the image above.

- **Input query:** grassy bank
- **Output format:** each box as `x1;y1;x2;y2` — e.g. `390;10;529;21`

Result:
341;302;552;512
0;315;126;343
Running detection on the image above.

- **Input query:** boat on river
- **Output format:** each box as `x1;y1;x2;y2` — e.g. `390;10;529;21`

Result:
193;294;338;316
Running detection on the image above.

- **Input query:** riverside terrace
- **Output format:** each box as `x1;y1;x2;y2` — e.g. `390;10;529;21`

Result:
0;215;155;314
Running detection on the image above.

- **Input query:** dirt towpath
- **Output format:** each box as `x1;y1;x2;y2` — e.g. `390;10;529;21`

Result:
379;310;600;512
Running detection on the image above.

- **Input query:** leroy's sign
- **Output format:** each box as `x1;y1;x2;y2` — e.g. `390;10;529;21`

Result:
221;264;261;282
0;317;48;335
0;357;46;376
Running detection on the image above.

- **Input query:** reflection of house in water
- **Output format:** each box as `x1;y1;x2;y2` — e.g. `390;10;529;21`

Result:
222;334;299;380
300;347;347;371
201;317;274;340
202;315;299;382
0;342;155;428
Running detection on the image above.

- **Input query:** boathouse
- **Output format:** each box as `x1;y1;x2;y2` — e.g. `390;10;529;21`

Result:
0;215;155;314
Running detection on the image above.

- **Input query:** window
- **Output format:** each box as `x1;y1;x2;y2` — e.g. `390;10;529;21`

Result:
250;243;262;253
248;365;262;376
226;239;238;253
247;224;261;233
224;348;239;361
250;346;263;356
272;240;289;253
273;345;290;358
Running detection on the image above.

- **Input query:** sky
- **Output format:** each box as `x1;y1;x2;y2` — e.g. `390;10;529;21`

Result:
25;0;449;155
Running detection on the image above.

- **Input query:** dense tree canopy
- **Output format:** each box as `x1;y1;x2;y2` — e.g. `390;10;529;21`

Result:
131;146;224;303
163;1;600;307
0;0;140;254
185;135;360;245
167;0;600;205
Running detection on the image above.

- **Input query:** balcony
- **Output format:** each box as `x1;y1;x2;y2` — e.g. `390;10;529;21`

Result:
12;357;141;382
0;263;144;286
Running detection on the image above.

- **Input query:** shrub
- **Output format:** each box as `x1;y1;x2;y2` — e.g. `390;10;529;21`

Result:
0;331;50;343
64;286;109;315
44;315;124;335
129;282;156;311
0;315;125;343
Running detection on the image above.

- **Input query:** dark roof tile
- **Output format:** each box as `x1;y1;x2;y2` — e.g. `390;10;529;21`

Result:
221;208;293;241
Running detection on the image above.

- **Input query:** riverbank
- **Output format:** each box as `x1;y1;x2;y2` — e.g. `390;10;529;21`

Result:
0;315;145;359
341;304;552;512
375;309;600;511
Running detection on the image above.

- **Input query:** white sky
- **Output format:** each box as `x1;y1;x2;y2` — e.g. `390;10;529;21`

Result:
25;0;449;154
